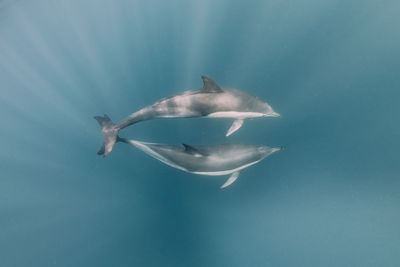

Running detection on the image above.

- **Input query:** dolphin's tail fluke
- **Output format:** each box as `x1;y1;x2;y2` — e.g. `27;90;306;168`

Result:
94;114;119;157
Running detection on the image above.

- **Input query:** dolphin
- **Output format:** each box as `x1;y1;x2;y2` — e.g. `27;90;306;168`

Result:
95;76;280;156
118;137;281;188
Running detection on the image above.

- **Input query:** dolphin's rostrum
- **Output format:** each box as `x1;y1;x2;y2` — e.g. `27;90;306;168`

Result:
95;76;280;156
118;137;281;188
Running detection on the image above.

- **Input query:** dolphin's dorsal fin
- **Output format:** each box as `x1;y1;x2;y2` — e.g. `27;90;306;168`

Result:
221;172;240;189
201;76;223;93
182;143;205;157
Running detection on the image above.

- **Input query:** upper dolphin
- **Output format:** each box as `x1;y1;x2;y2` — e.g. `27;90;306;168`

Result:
95;76;280;156
118;137;281;188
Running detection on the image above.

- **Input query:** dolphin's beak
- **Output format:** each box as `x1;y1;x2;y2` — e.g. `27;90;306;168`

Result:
271;147;283;153
269;111;281;117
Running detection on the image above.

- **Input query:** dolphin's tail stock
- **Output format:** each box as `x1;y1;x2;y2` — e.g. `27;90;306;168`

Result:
94;114;119;157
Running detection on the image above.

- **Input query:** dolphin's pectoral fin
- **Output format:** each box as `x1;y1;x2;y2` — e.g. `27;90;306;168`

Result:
201;76;223;93
221;172;240;189
226;119;244;136
182;143;206;157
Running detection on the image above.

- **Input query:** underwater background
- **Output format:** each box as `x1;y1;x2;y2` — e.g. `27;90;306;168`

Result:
1;0;399;266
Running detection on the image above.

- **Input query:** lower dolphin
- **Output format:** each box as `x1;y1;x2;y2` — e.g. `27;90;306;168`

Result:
118;137;281;188
95;76;280;157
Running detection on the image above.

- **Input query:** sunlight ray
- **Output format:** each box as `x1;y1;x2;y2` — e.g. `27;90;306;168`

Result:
6;5;98;112
57;0;120;112
0;43;94;133
183;0;213;86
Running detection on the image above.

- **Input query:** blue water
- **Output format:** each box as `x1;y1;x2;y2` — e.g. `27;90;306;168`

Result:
1;0;399;266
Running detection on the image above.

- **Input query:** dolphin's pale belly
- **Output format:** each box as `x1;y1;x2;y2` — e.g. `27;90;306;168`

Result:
164;155;260;176
191;159;262;176
207;111;265;119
